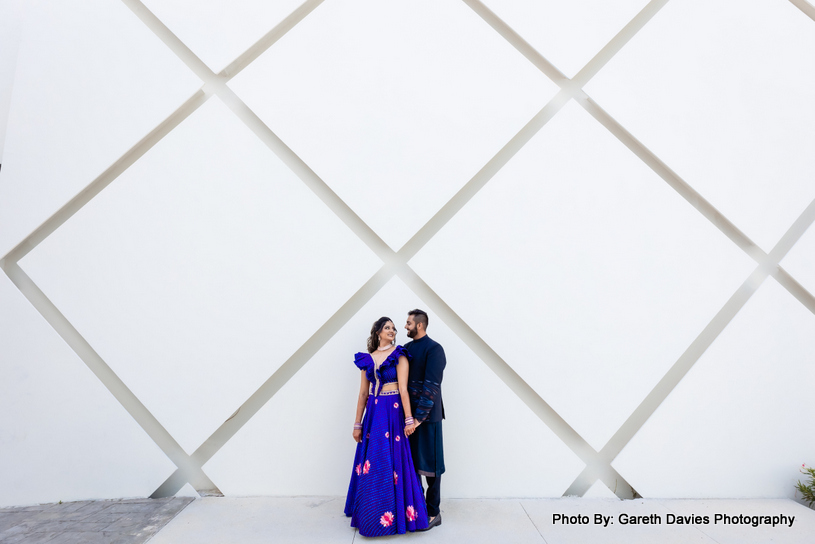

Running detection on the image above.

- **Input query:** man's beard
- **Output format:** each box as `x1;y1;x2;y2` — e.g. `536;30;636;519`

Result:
406;328;416;338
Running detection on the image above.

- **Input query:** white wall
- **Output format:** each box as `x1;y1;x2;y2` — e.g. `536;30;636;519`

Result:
0;0;26;164
1;0;814;506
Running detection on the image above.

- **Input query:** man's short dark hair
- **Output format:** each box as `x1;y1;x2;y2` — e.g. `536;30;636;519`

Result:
408;309;429;330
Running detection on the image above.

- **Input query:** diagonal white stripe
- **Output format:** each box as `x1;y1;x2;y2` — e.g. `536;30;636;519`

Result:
2;262;220;494
145;0;669;498
465;0;815;497
789;0;815;22
3;0;809;502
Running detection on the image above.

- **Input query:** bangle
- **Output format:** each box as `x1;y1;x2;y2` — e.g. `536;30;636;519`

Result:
353;423;362;430
404;417;414;426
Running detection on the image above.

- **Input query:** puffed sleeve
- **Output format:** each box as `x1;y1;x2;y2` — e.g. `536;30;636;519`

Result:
414;343;446;423
354;352;369;371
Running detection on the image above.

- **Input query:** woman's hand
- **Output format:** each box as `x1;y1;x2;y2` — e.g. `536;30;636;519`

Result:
404;421;420;436
353;429;362;443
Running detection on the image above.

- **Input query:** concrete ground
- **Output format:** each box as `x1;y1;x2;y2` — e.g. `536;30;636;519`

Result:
0;497;193;543
149;497;814;544
2;497;812;543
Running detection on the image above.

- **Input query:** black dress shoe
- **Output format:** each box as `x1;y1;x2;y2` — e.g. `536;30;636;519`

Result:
419;513;442;531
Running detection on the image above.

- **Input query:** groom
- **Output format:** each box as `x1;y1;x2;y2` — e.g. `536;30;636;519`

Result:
404;309;446;531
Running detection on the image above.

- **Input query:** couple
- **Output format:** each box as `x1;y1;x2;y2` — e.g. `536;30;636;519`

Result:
344;309;446;537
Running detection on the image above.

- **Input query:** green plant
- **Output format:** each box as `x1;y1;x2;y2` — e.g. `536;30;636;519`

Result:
795;464;815;508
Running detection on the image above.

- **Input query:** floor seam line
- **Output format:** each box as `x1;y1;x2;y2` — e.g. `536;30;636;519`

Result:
520;501;549;543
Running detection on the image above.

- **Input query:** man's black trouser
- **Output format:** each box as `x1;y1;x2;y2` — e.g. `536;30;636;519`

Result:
419;475;441;518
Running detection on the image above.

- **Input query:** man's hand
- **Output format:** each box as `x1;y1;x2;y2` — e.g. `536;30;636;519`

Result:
404;421;421;436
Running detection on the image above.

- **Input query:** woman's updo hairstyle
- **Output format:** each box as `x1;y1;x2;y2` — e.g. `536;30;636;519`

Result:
367;316;394;353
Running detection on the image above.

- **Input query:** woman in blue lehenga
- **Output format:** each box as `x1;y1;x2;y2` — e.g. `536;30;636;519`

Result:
345;317;429;536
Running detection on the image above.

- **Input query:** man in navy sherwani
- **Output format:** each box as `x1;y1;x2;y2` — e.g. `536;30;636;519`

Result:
404;309;446;531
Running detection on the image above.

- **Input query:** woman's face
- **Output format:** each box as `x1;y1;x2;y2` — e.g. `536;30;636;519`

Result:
379;321;396;345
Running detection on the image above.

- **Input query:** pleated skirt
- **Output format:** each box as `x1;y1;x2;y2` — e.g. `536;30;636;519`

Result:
344;392;429;536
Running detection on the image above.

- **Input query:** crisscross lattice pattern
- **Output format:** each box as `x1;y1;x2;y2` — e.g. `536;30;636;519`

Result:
2;0;814;501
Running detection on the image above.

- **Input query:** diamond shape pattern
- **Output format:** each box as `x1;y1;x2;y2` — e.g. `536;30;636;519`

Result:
2;0;815;503
480;0;649;77
585;0;815;252
0;271;177;507
612;278;815;497
140;0;305;73
0;0;201;258
229;0;557;250
409;101;755;451
18;97;381;453
203;278;586;496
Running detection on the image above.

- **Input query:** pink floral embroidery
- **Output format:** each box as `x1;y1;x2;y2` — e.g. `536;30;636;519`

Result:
375;399;378;404
363;460;370;474
385;432;389;438
394;402;399;408
380;511;394;527
406;505;417;522
395;435;400;442
393;471;398;485
355;464;361;475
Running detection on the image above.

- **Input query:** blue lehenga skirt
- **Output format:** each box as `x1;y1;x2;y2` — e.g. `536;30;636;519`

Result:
345;390;429;536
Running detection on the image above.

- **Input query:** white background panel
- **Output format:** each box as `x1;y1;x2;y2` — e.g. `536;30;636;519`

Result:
229;0;556;250
2;0;813;505
612;278;815;498
204;278;584;497
780;223;815;299
480;0;648;77
19;97;382;453
410;101;755;452
582;480;620;499
585;0;815;252
141;0;304;73
0;272;176;507
441;323;586;498
0;0;201;258
0;0;26;163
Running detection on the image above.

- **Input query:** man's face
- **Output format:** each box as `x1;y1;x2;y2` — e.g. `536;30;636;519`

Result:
405;316;418;338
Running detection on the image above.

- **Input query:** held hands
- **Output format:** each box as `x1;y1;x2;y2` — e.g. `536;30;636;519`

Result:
356;419;419;439
404;421;421;436
404;416;416;437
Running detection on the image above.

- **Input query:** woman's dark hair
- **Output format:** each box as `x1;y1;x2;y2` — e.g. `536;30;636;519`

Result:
367;316;394;353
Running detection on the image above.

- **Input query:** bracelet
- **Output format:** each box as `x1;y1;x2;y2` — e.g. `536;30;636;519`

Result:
353;422;362;430
404;417;414;426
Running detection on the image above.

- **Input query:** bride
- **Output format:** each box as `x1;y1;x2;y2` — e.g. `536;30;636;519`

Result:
344;317;429;536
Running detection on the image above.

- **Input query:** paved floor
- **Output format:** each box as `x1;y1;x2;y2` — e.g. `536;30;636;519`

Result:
152;496;813;544
0;497;193;544
1;497;812;543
